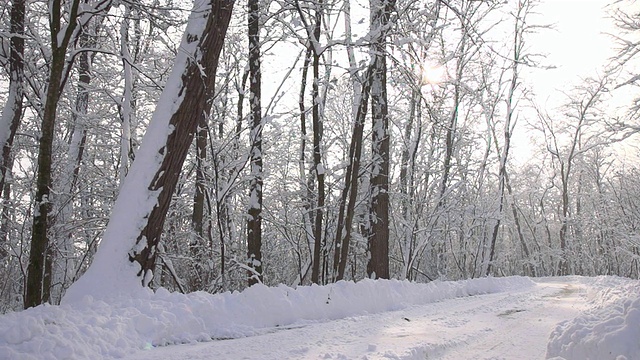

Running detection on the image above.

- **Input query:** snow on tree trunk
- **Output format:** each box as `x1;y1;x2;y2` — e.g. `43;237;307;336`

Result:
366;0;394;280
247;0;263;285
63;0;235;303
118;4;135;184
0;0;25;201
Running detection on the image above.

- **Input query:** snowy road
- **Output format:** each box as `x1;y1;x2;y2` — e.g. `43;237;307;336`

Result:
125;278;591;360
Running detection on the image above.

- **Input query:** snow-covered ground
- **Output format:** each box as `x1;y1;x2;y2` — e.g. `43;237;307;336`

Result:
1;276;638;359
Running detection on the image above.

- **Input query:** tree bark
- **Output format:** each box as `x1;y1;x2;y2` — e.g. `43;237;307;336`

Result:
129;0;235;282
366;0;395;279
26;0;83;309
247;0;263;285
63;0;235;303
0;0;25;200
333;66;373;281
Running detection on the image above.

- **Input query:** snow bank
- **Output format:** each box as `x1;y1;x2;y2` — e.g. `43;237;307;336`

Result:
0;277;533;359
546;277;640;360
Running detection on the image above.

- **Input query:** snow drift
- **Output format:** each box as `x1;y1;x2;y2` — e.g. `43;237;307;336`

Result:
0;277;533;359
546;276;640;360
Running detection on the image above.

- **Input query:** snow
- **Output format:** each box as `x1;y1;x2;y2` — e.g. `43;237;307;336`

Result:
547;277;640;360
1;276;639;359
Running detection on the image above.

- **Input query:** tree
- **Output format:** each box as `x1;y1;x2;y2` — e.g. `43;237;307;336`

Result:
247;0;264;285
294;0;327;284
486;0;536;276
536;77;609;275
25;0;113;309
63;0;235;302
365;0;396;280
0;0;25;200
331;0;365;281
50;17;101;304
0;0;25;270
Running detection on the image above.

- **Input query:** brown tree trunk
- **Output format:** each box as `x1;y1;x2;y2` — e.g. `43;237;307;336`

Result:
26;0;84;309
190;117;208;290
128;0;235;282
333;66;374;281
247;0;263;285
366;0;395;279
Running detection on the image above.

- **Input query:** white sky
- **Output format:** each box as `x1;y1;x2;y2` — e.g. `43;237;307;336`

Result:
527;0;615;102
511;0;626;163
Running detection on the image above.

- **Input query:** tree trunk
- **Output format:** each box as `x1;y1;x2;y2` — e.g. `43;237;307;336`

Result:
333;67;373;281
190;117;208;290
26;0;85;309
247;0;264;286
0;0;25;200
366;0;395;279
63;0;234;303
51;26;95;304
293;0;325;284
298;47;315;284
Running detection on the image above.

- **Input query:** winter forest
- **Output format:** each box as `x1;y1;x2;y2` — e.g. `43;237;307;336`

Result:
1;0;640;313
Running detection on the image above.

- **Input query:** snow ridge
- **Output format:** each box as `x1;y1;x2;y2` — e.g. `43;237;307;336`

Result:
546;277;640;360
0;277;533;359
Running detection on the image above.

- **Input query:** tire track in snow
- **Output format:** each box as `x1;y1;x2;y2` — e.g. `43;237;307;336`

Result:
126;278;594;360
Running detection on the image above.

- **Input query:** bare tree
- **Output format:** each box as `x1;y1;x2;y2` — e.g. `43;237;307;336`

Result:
0;0;25;201
63;0;235;302
294;0;327;284
364;0;396;280
247;0;264;285
486;0;536;276
26;0;112;309
0;0;25;267
536;77;609;275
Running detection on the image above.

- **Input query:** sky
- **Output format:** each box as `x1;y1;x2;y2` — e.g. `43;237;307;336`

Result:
529;0;615;99
511;0;626;162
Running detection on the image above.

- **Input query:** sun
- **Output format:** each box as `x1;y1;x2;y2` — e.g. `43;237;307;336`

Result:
419;62;446;86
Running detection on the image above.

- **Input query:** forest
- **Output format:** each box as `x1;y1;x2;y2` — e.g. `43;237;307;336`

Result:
1;0;640;312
